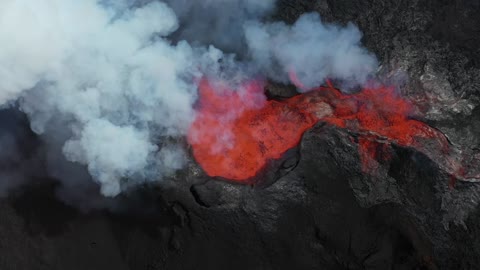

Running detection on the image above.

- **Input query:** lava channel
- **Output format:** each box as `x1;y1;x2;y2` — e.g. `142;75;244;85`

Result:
188;77;468;184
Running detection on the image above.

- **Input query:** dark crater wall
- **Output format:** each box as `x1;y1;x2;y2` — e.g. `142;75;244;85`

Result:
1;1;480;270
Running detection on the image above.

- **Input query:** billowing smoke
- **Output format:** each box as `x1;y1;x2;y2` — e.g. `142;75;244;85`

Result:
0;0;377;201
1;0;213;197
245;13;378;90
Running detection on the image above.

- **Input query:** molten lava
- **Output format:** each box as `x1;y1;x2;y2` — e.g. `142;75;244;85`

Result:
188;77;452;183
188;79;319;181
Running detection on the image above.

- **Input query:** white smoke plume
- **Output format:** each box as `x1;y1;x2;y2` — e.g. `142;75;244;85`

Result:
0;0;218;197
0;1;377;200
244;13;378;90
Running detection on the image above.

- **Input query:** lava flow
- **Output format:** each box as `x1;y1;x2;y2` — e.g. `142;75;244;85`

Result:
188;77;458;183
188;79;319;181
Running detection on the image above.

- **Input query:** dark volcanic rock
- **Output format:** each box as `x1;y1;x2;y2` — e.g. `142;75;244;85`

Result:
118;124;470;270
3;123;476;269
116;125;437;269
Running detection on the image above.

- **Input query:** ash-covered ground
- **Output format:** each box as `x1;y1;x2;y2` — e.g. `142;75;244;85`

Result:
1;1;480;269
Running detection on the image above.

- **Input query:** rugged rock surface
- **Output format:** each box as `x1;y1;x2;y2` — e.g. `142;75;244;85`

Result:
1;1;480;269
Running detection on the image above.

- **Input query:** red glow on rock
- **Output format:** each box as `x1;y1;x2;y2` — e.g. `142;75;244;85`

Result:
188;77;451;182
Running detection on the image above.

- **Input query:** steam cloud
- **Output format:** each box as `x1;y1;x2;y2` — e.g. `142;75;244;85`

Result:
0;0;376;200
245;13;378;90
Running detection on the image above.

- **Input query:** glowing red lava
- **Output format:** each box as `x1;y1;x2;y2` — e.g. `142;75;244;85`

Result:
188;77;450;183
188;79;318;181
